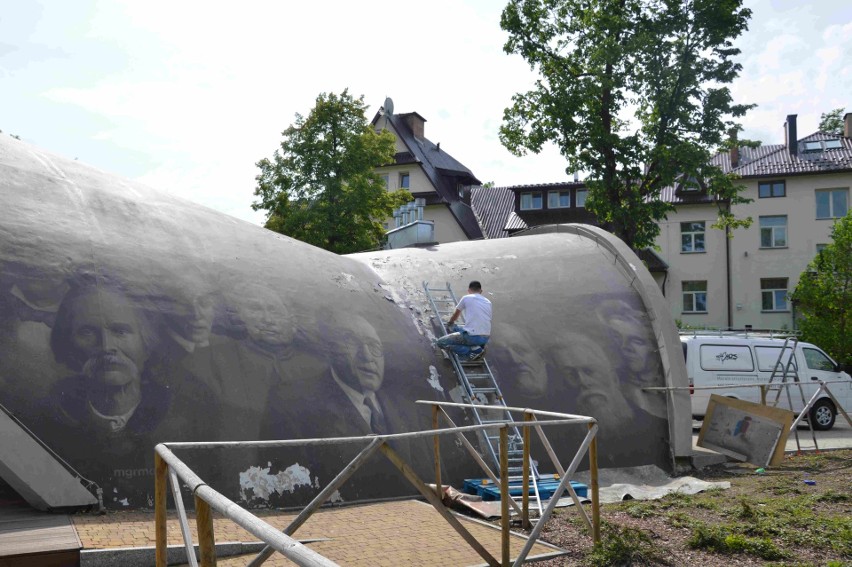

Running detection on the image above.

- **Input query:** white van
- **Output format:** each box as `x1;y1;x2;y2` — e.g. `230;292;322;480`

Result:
682;334;852;430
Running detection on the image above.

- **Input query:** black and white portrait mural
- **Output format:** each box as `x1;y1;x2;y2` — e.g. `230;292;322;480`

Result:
0;136;688;510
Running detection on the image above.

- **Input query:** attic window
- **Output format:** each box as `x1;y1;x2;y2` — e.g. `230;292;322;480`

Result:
824;139;842;150
677;175;703;193
803;141;822;152
520;192;543;210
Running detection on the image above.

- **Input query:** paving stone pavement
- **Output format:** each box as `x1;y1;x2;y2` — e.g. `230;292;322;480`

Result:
72;499;566;566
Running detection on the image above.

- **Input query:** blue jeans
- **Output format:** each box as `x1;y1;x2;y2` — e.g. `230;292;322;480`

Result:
436;324;489;357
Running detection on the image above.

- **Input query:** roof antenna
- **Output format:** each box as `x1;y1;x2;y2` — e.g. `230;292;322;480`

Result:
437;142;440;152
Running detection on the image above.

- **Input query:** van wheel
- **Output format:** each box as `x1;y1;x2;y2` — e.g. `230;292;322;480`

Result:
809;399;836;431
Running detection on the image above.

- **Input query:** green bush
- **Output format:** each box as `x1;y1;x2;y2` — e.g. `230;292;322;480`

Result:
586;521;668;566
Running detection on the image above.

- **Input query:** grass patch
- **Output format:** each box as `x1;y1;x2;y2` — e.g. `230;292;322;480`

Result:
688;525;787;560
585;521;669;566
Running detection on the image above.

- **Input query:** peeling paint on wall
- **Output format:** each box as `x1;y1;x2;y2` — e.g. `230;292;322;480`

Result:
427;366;444;393
239;463;314;502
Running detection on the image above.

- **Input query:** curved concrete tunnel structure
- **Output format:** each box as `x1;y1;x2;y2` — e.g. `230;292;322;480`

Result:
0;135;690;510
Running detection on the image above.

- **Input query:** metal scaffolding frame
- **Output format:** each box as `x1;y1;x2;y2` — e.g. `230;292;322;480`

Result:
154;401;600;567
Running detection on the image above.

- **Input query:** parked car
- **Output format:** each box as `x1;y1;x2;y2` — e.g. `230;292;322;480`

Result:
681;333;852;430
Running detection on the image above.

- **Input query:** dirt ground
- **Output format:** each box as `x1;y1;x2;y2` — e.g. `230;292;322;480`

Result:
521;449;851;566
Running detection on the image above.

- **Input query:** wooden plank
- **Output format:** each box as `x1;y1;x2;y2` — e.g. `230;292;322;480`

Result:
0;506;80;558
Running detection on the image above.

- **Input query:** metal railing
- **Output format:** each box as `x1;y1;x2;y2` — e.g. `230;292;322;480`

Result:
154;401;600;567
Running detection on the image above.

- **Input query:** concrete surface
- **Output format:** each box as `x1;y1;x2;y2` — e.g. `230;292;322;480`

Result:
72;499;565;566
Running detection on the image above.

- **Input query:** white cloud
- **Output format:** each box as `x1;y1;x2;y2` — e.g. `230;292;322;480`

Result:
2;0;850;224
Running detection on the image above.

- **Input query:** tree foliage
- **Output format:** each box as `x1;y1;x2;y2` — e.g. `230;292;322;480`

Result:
253;90;410;254
818;107;845;135
792;212;852;366
500;0;755;249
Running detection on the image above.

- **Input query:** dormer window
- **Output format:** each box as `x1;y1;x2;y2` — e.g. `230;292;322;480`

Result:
802;139;842;152
520;192;542;210
676;174;704;194
548;190;570;208
400;173;410;189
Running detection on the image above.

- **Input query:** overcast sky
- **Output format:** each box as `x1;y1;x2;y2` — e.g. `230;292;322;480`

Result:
1;0;850;225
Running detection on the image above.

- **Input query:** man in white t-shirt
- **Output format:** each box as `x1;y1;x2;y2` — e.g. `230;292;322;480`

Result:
435;281;492;361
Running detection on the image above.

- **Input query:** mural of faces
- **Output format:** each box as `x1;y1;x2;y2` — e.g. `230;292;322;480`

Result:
238;285;296;349
328;315;384;393
551;331;634;420
596;299;660;384
165;291;216;348
489;322;548;398
52;286;150;389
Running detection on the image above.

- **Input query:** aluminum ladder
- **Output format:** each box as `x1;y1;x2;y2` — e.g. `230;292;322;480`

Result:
764;337;819;451
423;281;543;515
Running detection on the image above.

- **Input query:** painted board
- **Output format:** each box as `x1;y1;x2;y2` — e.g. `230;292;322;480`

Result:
697;395;794;467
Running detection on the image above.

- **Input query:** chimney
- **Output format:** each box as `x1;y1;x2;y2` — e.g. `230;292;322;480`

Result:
401;112;426;138
729;128;739;168
785;114;798;156
845;113;852;138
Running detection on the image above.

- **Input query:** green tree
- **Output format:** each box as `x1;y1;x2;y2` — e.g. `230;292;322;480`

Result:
499;0;755;249
792;212;852;366
818;107;845;135
253;90;411;254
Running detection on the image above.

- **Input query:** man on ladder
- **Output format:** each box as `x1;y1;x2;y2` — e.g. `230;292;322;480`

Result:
435;280;491;361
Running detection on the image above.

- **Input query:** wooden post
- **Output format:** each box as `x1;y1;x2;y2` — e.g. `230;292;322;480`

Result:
589;424;600;544
760;385;767;406
433;404;442;498
154;451;169;567
500;426;510;567
195;496;217;567
522;412;531;530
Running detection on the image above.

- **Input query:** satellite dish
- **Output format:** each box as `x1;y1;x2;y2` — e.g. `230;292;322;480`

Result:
383;97;394;116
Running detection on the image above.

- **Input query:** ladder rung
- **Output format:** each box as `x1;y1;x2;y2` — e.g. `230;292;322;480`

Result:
470;387;497;394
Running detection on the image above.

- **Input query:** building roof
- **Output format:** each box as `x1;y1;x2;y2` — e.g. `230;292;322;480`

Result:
658;131;852;205
470;185;521;239
722;131;852;178
375;110;483;240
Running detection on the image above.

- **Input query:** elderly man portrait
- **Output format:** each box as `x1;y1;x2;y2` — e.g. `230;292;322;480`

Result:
48;281;169;439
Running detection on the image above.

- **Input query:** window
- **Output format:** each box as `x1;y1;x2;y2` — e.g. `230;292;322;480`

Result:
824;139;842;150
759;216;787;248
761;278;788;311
520;192;542;210
815;188;848;219
758;181;785;198
548;190;570;208
576;189;587;208
381;174;389;189
458;184;465;199
755;346;796;372
680;221;706;253
816;243;828;254
682;281;707;313
803;141;822;152
803;348;836;371
400;173;410;189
